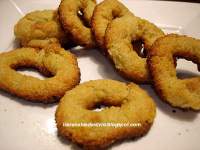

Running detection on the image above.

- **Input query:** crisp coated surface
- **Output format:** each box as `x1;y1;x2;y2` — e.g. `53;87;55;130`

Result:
1;0;200;150
14;10;72;48
102;0;164;83
56;79;156;149
148;34;200;110
92;0;129;49
59;0;96;48
0;44;80;103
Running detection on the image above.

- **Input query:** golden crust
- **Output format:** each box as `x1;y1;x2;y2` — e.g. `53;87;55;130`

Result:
147;34;200;110
0;44;80;103
14;10;73;48
55;79;156;149
91;0;130;50
59;0;96;48
105;15;164;83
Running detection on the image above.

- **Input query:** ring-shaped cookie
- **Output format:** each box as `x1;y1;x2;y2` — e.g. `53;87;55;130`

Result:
105;6;164;83
148;34;200;110
0;44;80;103
56;79;156;149
92;0;130;49
14;10;73;48
59;0;96;48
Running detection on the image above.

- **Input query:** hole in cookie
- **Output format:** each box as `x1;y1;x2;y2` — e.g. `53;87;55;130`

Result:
77;10;90;28
176;58;200;79
77;10;83;16
89;101;122;112
13;65;53;80
132;40;146;58
112;14;118;20
112;10;121;20
92;104;106;112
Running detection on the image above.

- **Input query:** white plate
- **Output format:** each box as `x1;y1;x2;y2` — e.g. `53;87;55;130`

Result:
0;0;200;150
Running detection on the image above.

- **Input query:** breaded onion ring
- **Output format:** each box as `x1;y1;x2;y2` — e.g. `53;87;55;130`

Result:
56;79;156;149
0;44;80;103
14;10;74;48
92;0;130;49
148;34;200;110
105;15;164;82
59;0;96;48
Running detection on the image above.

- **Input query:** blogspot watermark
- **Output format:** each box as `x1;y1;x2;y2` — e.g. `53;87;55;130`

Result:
63;122;142;128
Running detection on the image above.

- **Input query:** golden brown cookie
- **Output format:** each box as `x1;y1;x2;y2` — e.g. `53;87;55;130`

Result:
104;0;164;83
14;10;74;48
92;0;130;50
59;0;96;48
0;44;80;103
56;79;156;149
148;34;200;110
